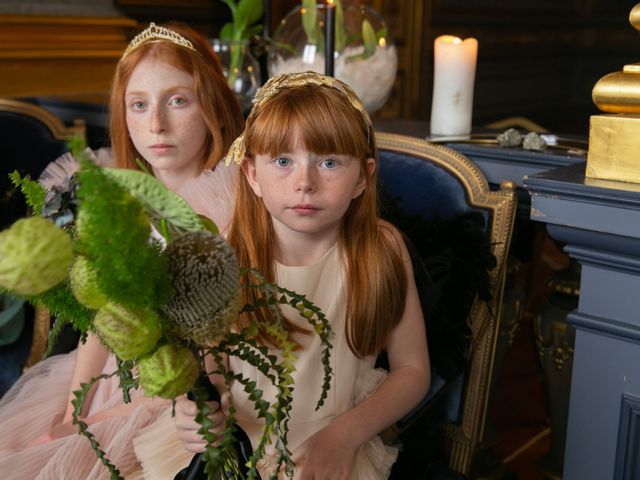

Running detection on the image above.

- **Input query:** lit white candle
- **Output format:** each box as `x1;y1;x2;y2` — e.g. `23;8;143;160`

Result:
430;35;478;136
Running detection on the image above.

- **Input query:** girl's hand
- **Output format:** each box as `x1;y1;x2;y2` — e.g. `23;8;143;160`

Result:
174;394;226;453
293;421;358;480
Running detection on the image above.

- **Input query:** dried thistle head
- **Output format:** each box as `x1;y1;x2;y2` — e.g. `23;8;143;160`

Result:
161;231;241;346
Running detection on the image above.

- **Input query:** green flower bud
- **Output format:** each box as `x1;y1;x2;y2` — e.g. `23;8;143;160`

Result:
93;303;162;360
69;256;108;309
0;216;73;295
161;232;241;346
138;344;199;399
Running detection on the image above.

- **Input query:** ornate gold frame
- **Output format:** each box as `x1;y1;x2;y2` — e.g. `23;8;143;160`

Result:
0;98;86;140
0;98;86;369
375;132;517;477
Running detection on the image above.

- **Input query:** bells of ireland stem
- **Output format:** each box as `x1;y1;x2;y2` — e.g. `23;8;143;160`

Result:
93;302;162;360
0;216;73;296
138;344;199;399
161;231;241;346
69;256;108;309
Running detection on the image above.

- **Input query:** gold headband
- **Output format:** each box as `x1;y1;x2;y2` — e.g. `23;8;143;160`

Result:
122;22;196;59
224;72;372;165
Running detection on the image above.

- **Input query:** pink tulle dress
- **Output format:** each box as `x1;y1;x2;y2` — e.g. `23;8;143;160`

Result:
0;149;237;480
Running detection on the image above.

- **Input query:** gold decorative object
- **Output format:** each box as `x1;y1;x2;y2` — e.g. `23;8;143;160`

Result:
586;3;640;183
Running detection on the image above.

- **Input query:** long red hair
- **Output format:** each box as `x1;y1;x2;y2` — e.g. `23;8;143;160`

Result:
227;84;407;357
109;22;243;172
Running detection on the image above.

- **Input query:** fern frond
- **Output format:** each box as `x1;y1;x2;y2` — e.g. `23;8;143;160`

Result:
8;170;46;214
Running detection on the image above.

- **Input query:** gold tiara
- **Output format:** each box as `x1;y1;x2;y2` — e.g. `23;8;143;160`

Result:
225;72;372;165
122;22;196;59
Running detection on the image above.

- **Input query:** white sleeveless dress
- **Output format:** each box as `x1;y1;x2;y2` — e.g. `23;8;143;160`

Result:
229;243;398;479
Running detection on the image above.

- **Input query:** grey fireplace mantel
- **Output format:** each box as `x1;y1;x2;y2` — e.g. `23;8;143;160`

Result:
525;162;640;480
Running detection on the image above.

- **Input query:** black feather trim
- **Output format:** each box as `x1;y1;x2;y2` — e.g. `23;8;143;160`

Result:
378;187;497;380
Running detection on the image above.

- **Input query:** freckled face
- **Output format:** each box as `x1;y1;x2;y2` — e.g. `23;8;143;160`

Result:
125;57;208;179
243;134;373;243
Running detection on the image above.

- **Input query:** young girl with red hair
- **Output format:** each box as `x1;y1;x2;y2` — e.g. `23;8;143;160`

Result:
176;72;431;480
0;22;243;479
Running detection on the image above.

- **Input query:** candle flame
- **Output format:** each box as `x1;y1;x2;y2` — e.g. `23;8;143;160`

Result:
378;37;387;47
452;37;462;44
327;0;335;5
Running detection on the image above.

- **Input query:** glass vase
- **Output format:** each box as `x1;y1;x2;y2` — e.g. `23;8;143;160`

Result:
212;39;261;114
268;4;397;114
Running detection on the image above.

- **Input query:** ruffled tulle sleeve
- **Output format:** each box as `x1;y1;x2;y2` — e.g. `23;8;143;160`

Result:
174;162;239;233
38;147;116;189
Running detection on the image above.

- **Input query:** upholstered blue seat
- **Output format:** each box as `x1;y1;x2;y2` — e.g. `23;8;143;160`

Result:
375;133;517;478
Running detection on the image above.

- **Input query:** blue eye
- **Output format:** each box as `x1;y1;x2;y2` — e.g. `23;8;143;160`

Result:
170;97;186;106
131;101;146;111
275;157;290;167
321;158;337;169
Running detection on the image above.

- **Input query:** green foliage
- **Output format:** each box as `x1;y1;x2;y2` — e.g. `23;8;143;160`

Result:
26;282;93;334
193;269;335;478
242;269;334;411
101;168;206;237
116;358;137;404
68;134;88;158
0;135;337;480
218;0;263;93
220;0;263;42
23;152;334;480
334;0;347;52
72;374;124;480
9;171;45;215
299;0;385;61
75;162;172;311
301;0;320;46
45;316;70;358
301;0;347;52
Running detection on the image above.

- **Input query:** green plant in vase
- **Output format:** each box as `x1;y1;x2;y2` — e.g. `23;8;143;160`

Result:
217;0;264;111
300;0;383;62
268;0;397;113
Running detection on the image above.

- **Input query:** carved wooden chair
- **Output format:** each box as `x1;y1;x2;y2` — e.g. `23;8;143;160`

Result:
375;132;517;478
0;98;85;369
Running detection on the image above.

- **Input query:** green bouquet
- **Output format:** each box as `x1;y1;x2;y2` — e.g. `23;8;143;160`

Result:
0;141;334;480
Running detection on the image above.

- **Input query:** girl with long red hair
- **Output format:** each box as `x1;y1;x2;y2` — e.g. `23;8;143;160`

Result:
0;22;243;479
176;72;431;480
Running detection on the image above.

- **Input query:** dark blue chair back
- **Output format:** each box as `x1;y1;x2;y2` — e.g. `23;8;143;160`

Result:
0;98;85;374
376;133;517;478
